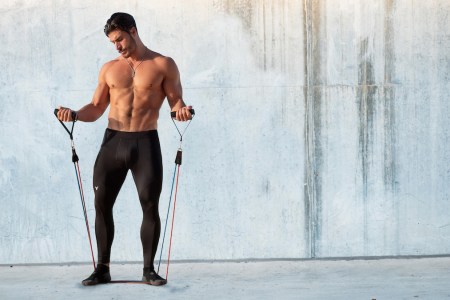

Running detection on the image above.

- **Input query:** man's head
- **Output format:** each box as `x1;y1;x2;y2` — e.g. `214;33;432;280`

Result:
104;12;137;36
105;13;140;58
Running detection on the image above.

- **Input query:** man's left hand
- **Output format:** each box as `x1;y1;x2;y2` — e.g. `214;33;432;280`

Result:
175;106;193;121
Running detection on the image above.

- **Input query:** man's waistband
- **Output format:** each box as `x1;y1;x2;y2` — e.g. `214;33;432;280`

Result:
105;128;158;139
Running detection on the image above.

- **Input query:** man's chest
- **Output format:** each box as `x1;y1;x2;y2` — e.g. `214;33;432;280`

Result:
106;62;164;91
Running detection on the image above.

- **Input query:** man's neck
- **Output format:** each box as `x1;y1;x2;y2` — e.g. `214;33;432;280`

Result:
129;44;148;62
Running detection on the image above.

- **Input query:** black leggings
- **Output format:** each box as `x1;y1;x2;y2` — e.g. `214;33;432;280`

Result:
93;129;163;269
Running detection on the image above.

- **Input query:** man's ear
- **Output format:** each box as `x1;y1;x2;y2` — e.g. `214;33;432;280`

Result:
130;27;138;36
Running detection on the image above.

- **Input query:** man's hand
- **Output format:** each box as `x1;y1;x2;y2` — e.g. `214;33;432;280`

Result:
173;105;193;121
57;106;77;122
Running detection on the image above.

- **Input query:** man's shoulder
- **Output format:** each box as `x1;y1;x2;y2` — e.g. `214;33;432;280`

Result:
149;51;174;64
149;52;178;73
96;58;124;79
104;57;122;67
96;57;119;70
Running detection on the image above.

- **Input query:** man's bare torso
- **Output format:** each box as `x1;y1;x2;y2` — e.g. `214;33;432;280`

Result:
105;50;167;132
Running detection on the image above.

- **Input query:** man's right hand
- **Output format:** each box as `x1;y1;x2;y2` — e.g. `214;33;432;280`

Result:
173;105;194;122
57;106;77;122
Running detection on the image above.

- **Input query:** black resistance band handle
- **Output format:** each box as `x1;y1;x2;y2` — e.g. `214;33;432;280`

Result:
54;108;77;121
171;109;195;119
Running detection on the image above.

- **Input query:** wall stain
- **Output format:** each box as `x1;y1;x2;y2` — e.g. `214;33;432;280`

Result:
357;37;376;255
221;0;254;30
216;0;400;258
213;0;291;73
383;0;399;255
303;0;312;258
383;0;398;193
303;0;324;258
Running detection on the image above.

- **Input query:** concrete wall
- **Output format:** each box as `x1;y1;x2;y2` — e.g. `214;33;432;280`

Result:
0;0;449;264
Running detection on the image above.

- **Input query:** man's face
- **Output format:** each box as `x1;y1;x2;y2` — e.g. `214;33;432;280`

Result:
108;29;136;58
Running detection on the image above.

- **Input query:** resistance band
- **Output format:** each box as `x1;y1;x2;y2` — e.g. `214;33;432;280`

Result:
53;109;96;270
157;109;195;282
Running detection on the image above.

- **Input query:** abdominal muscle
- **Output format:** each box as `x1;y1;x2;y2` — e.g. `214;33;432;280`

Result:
107;87;165;132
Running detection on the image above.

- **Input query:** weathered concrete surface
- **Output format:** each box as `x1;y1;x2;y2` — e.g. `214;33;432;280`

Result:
1;257;450;300
0;0;449;264
304;0;450;258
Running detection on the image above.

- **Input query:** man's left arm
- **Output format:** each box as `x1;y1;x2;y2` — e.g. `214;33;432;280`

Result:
163;57;193;121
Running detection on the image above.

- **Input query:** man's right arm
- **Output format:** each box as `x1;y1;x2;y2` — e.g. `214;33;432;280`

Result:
57;64;110;122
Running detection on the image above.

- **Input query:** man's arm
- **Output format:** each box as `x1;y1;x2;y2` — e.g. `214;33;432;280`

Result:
162;57;192;121
57;64;110;122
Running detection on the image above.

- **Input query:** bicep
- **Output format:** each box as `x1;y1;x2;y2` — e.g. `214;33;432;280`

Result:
91;67;110;111
162;58;183;107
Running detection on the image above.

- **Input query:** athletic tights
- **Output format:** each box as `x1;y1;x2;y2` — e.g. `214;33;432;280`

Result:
93;128;163;269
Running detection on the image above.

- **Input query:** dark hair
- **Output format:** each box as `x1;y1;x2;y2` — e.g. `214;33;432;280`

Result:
104;12;137;36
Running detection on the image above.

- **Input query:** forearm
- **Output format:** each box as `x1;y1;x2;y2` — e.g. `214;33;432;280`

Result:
169;98;187;112
76;103;107;122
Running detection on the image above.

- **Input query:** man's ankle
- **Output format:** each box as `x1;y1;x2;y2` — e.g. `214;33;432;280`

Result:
96;264;110;272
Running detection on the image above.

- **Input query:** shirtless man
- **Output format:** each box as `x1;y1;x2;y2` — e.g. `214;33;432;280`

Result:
57;12;193;286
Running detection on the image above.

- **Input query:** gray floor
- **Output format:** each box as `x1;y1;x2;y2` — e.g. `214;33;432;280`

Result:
1;257;450;299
